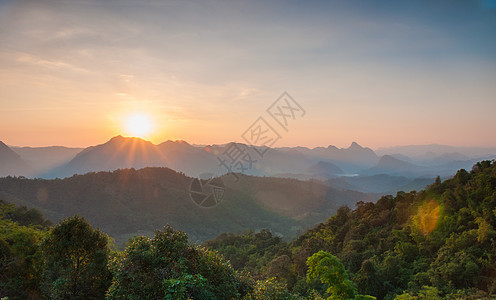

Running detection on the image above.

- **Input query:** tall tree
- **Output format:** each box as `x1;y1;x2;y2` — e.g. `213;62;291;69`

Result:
41;215;111;300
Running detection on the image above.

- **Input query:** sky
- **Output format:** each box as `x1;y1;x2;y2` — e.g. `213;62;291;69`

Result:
0;0;495;149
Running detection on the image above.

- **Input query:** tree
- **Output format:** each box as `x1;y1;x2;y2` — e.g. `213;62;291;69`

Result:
0;219;45;299
306;251;375;300
0;200;49;299
107;225;249;299
41;215;111;299
394;286;442;300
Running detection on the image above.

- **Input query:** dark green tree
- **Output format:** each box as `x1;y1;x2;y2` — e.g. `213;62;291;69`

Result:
0;218;45;299
41;215;111;299
107;225;249;299
0;200;49;299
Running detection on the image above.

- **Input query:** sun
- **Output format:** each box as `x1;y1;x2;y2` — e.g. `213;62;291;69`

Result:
125;114;153;138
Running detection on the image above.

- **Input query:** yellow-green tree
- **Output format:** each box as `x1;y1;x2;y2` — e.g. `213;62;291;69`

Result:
306;251;375;300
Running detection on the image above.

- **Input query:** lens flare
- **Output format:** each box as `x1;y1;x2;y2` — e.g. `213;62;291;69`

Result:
416;199;440;235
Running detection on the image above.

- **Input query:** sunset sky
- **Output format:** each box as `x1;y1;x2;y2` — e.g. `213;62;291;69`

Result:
1;0;495;148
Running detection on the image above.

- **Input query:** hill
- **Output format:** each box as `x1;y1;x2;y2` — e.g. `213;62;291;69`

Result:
0;167;374;247
205;160;496;299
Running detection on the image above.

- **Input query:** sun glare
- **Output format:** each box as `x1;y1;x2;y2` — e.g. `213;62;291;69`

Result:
125;114;153;138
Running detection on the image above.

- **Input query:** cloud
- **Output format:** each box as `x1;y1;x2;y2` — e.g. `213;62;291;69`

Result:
15;53;89;73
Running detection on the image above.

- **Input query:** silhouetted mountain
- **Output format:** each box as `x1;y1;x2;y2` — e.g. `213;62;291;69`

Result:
44;136;167;178
9;137;496;185
43;137;312;179
0;167;375;247
0;141;33;177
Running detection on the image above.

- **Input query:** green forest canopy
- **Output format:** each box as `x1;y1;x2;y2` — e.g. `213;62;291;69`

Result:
1;160;495;299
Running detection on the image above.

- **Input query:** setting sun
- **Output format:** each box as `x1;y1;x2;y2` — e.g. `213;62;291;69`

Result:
125;114;153;138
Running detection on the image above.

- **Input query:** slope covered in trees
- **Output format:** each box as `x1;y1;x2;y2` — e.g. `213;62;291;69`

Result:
1;161;495;299
0;167;374;246
206;160;496;299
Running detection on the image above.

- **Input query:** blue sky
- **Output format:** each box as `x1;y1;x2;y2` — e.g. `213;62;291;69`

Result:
0;0;495;148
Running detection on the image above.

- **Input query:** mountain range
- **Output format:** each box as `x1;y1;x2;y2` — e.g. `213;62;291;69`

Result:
1;136;495;194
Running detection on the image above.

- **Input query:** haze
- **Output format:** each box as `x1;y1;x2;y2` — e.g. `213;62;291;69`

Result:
1;0;495;148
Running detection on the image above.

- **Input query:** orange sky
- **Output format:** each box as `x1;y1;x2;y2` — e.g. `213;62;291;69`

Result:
1;1;495;149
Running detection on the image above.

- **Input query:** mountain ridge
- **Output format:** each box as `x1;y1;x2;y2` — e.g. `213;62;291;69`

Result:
0;166;375;247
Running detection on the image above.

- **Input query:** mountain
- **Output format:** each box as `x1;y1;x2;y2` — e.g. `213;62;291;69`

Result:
327;174;434;194
361;155;425;177
0;167;375;246
376;144;496;159
205;142;312;176
305;161;344;177
43;137;312;179
11;146;83;174
43;136;166;178
0;141;33;177
209;161;496;299
279;142;379;173
9;137;496;185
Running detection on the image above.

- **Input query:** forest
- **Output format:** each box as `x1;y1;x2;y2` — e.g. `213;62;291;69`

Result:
1;160;495;299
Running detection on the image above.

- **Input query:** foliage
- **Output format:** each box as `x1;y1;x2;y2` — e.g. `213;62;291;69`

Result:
306;251;357;299
1;160;496;299
394;286;442;299
41;215;111;299
0;200;48;299
0;168;370;247
284;160;496;299
243;277;298;300
107;224;249;299
0;200;52;228
208;161;496;299
306;251;375;300
204;229;288;277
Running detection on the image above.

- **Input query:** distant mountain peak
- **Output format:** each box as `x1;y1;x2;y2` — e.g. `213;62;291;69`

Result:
349;141;364;150
106;135;155;146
